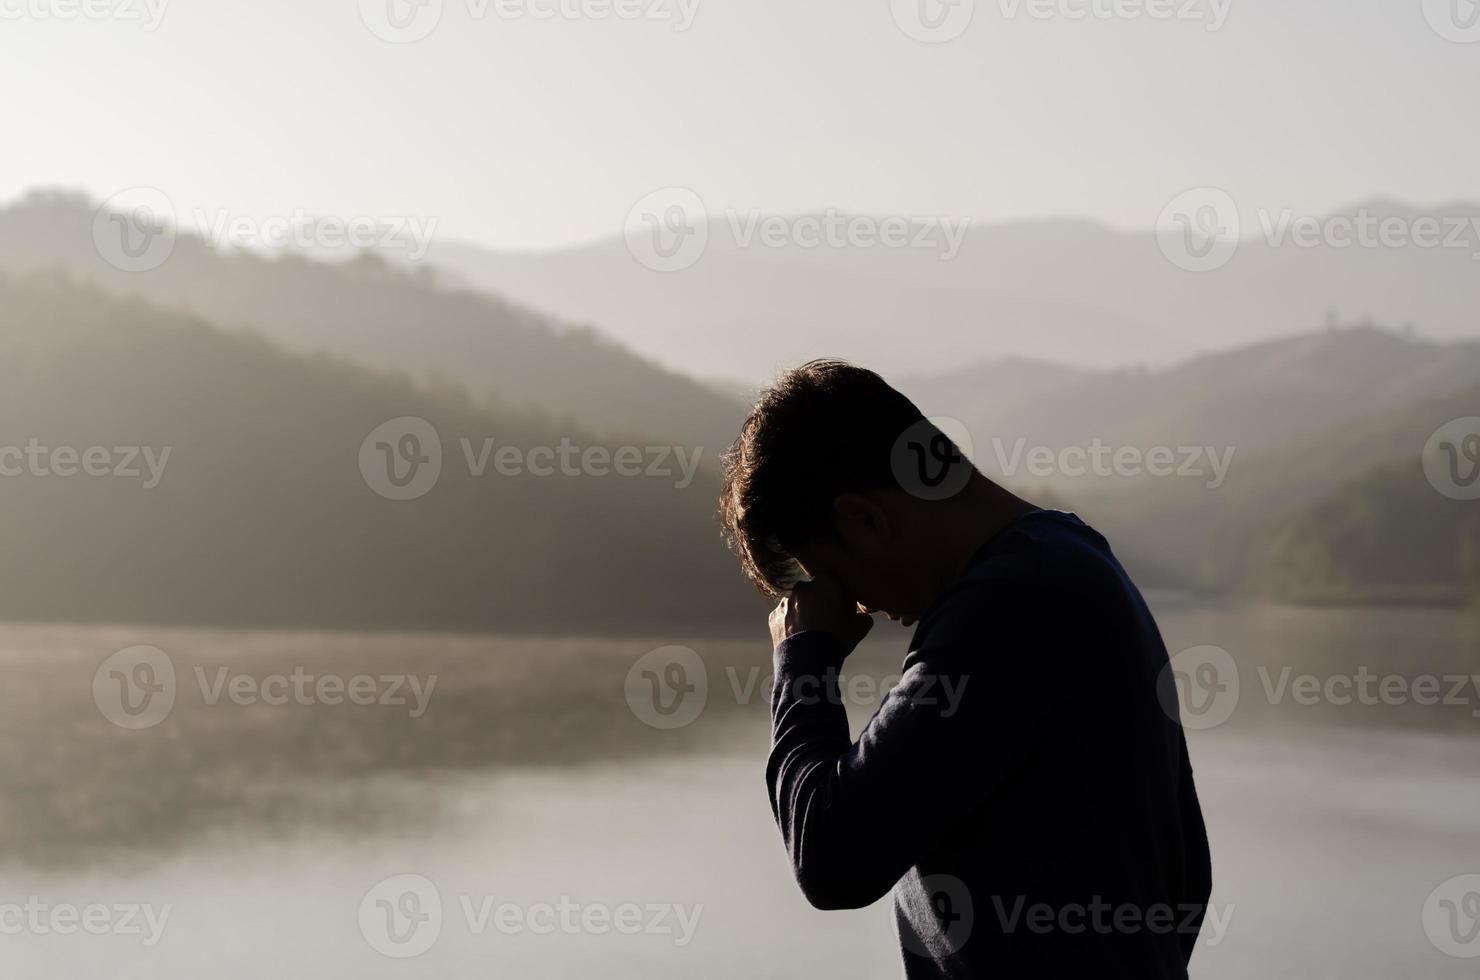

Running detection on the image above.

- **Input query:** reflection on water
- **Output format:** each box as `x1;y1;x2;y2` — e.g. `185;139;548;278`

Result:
2;600;1478;977
6;733;1480;979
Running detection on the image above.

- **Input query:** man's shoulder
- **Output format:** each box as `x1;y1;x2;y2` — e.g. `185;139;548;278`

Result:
967;509;1118;587
912;511;1125;639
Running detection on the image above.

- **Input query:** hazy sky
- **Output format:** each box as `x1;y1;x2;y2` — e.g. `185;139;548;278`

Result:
1;0;1475;250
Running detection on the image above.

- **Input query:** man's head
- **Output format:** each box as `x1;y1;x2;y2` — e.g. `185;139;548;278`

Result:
719;359;980;625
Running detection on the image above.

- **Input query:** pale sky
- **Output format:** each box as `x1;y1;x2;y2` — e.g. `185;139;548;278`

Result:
1;0;1475;250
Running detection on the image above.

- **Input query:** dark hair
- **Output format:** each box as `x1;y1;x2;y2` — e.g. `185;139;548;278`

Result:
719;359;945;598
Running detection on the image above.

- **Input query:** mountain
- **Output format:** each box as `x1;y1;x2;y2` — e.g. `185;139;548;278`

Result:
418;200;1480;381
0;270;757;632
885;329;1480;599
899;326;1480;461
1192;379;1480;597
1077;377;1480;600
0;190;747;455
895;358;1089;425
418;229;1177;381
1247;461;1480;605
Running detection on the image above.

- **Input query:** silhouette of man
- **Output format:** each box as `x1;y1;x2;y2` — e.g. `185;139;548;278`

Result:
719;361;1212;978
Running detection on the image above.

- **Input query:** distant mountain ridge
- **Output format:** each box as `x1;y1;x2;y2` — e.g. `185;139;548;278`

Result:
1249;460;1479;605
1064;375;1480;603
0;270;756;632
418;231;1177;380
881;327;1480;603
417;198;1480;381
3;189;1474;615
0;190;747;456
897;325;1480;458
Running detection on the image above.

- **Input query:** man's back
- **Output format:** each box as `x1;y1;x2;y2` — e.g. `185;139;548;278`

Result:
767;510;1212;978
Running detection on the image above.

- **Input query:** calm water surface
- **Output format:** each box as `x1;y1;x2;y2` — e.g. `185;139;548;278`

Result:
2;601;1477;977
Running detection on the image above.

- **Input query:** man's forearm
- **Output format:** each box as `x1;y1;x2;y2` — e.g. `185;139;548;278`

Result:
765;630;891;910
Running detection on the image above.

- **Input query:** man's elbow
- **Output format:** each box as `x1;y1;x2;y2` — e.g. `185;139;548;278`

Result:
1189;841;1213;906
793;863;890;911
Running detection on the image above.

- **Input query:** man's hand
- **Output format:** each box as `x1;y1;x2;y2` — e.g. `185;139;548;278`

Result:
769;573;875;653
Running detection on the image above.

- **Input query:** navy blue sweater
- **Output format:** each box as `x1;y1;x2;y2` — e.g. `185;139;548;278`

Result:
766;510;1212;978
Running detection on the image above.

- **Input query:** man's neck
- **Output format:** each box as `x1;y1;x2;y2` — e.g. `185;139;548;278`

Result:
925;476;1038;598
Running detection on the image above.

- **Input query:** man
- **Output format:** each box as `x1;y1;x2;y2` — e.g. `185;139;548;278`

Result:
718;360;1212;978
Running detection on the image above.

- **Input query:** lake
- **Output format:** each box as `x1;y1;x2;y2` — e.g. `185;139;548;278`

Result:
2;600;1478;977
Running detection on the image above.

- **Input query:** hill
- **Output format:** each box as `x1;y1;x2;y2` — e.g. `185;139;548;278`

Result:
0;190;747;455
886;331;1480;600
897;326;1480;458
1079;379;1480;600
1246;461;1479;605
0;271;757;632
419;229;1174;380
417;200;1480;380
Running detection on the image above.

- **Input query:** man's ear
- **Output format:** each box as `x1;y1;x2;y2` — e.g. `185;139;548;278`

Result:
831;492;890;551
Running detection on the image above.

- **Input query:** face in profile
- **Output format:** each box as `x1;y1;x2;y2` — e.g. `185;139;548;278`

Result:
790;490;931;627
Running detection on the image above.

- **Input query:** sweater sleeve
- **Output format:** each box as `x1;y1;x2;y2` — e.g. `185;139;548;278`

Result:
1177;734;1213;964
765;597;1041;911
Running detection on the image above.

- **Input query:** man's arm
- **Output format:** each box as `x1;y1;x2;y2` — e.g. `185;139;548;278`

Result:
765;580;1041;911
1177;736;1213;964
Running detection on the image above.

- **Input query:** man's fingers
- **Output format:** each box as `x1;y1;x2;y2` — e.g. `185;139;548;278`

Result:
794;573;851;605
795;570;849;600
